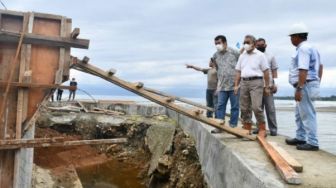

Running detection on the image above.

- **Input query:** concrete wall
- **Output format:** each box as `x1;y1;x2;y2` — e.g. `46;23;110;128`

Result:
114;103;284;188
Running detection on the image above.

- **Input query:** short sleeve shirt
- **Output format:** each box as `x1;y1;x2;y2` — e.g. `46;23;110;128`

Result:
212;47;240;91
289;41;321;85
235;49;269;77
202;68;218;90
264;52;278;86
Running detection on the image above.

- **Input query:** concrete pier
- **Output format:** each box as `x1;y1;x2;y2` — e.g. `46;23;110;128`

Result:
107;102;336;188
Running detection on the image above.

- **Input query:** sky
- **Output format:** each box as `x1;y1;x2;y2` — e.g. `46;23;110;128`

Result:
4;0;336;98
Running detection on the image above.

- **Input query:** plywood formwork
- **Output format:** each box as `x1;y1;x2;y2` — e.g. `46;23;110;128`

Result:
0;9;89;187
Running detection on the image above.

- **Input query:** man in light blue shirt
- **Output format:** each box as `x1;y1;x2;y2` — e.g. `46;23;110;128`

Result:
286;23;323;151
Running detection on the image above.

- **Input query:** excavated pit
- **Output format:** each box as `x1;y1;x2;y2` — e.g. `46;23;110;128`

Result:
32;103;207;188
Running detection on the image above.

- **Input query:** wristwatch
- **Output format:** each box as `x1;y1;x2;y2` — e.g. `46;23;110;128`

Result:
296;86;303;91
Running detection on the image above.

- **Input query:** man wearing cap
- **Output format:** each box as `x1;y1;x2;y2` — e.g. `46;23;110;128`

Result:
234;35;270;137
211;35;240;133
186;59;218;118
255;38;278;136
286;23;323;151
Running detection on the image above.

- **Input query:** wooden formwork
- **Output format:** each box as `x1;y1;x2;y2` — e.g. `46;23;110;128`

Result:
0;9;89;187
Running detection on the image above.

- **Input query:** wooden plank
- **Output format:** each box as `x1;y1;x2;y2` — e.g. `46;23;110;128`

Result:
269;142;303;172
0;138;127;150
257;136;301;184
55;17;66;84
0;30;90;49
72;59;256;140
0;81;76;90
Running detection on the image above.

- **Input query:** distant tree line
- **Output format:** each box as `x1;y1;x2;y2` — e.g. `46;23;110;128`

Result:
274;95;336;101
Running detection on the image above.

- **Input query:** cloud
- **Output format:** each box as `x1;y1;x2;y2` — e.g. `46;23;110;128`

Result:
4;0;336;97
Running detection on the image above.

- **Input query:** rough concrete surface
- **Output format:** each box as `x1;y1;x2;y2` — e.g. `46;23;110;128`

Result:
146;122;176;175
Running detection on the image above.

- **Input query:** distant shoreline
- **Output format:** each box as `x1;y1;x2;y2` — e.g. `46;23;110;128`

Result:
275;96;336;101
276;106;336;112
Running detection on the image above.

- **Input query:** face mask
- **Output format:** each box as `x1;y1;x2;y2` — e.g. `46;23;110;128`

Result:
243;44;252;51
257;46;266;52
216;44;224;51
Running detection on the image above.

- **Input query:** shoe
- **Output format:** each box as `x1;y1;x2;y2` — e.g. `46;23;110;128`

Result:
270;131;277;136
211;128;223;134
242;123;252;134
285;138;306;145
252;129;259;134
258;123;267;137
296;143;319;151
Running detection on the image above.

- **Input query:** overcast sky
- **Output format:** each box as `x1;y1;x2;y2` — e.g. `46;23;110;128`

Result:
5;0;336;98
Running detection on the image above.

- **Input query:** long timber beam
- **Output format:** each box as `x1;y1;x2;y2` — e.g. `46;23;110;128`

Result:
0;138;127;150
0;30;89;49
71;57;255;140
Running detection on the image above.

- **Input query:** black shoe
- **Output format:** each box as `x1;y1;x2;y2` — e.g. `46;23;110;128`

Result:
285;138;306;145
211;129;223;134
296;143;319;151
270;131;277;136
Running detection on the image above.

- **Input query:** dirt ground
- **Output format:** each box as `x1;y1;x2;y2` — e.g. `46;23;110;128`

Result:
33;111;207;188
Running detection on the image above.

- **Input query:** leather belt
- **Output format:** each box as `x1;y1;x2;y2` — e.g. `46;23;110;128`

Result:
242;76;263;81
293;79;317;88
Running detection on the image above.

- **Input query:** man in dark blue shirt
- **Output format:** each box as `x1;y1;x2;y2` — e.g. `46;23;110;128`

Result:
68;78;77;101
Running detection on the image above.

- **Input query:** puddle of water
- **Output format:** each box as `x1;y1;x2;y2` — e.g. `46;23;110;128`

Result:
76;159;146;188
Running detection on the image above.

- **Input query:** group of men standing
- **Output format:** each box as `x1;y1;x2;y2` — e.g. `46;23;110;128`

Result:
187;23;322;151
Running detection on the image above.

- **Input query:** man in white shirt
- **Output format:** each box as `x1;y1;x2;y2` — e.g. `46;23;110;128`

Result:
234;35;270;137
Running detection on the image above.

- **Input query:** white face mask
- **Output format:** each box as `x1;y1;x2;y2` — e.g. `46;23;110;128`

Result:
216;44;224;51
243;44;253;51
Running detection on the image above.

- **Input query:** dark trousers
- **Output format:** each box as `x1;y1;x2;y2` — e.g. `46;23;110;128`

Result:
206;89;217;118
69;90;76;100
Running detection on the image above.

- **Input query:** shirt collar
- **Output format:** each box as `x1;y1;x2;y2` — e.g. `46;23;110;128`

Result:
296;41;307;50
244;48;258;54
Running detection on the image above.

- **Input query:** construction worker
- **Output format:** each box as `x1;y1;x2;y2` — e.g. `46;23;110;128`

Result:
285;23;323;151
211;35;240;133
234;34;270;137
68;78;77;101
186;59;218;118
255;38;278;136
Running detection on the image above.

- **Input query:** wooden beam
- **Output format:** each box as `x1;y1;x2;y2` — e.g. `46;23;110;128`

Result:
0;138;127;150
71;58;256;140
71;28;80;39
257;136;301;184
0;30;89;49
269;142;303;172
0;81;76;90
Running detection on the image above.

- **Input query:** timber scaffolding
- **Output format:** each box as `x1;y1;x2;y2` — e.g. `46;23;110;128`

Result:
0;9;303;187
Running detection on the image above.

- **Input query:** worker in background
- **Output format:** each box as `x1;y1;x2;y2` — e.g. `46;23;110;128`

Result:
211;35;240;133
57;88;63;101
234;34;270;137
255;38;278;136
50;89;55;102
68;78;77;101
186;59;218;118
285;23;323;151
